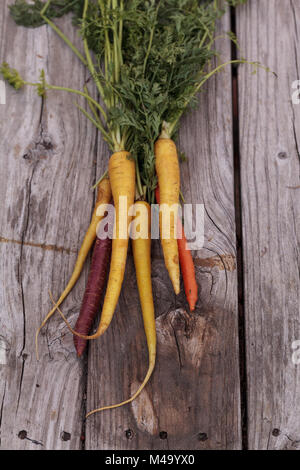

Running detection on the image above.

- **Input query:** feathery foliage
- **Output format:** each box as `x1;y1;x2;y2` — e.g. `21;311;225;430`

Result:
9;0;84;27
4;0;250;201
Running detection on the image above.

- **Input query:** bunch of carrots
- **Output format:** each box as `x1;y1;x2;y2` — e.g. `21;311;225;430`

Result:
2;0;254;417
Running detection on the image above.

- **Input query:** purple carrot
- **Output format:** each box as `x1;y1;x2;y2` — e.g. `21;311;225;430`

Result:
74;234;112;356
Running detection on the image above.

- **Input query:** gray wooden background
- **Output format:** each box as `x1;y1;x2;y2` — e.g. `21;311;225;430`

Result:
0;0;299;450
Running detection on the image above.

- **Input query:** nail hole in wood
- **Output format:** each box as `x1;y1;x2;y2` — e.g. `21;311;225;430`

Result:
18;430;27;440
61;431;71;441
159;431;168;440
272;428;280;437
198;432;208;442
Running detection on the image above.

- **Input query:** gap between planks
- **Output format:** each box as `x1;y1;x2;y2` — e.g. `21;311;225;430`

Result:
230;6;248;450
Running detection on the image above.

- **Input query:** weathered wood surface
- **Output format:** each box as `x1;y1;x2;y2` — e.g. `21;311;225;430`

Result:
3;0;299;451
0;0;98;449
237;0;300;450
86;11;241;450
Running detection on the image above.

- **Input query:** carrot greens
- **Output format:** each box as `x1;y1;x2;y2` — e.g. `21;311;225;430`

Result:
106;0;253;202
9;0;84;28
3;0;254;203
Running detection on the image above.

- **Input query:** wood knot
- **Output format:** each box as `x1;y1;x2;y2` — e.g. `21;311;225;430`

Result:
171;312;187;331
198;432;208;442
22;134;54;162
277;151;288;160
170;309;193;337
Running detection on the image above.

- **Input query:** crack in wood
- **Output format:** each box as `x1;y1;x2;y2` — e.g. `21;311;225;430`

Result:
204;206;235;253
194;254;236;272
18;152;39;360
25;436;44;446
19;266;26;359
0;383;6;446
284;433;300;448
292;112;300;167
290;0;299;41
170;323;183;370
18;430;44;446
0;236;78;255
16;354;26;414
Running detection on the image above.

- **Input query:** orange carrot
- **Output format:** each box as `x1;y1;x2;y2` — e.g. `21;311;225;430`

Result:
155;187;198;311
177;218;198;311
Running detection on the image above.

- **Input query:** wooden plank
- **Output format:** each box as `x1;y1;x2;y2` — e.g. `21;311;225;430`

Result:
237;0;300;450
85;11;242;450
0;1;98;449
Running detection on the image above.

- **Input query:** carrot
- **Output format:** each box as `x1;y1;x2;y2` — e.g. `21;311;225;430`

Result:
59;151;136;341
155;137;180;294
35;177;111;359
73;228;112;357
156;187;198;311
177;218;198;311
86;201;156;417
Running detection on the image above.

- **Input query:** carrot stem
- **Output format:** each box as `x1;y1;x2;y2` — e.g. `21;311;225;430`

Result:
40;1;87;66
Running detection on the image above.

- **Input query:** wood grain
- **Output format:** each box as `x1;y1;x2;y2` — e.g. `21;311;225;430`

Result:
0;1;98;449
85;11;242;450
237;0;300;450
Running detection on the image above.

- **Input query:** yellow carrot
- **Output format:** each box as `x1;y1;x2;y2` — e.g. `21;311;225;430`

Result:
86;201;156;417
95;151;136;335
59;150;136;341
35;177;111;359
155;137;180;294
